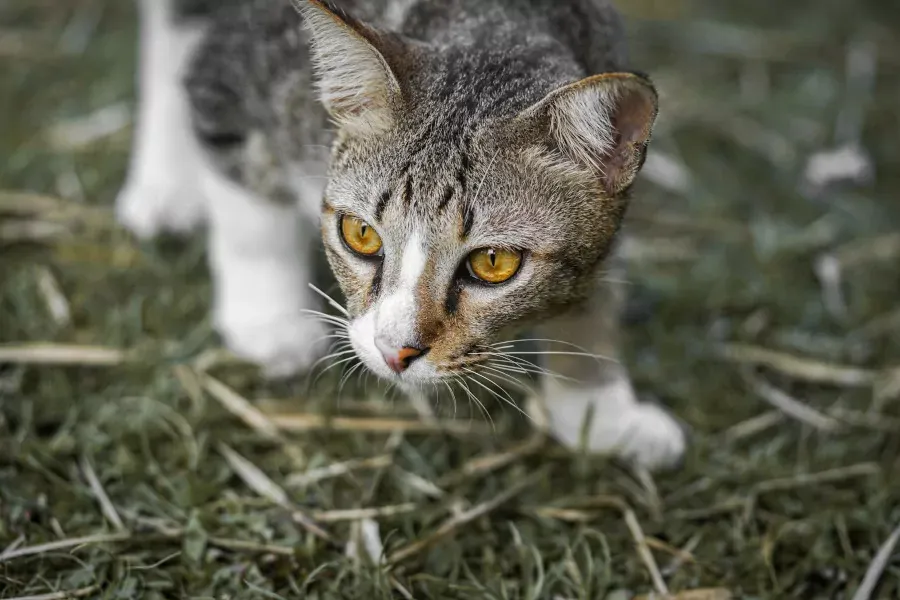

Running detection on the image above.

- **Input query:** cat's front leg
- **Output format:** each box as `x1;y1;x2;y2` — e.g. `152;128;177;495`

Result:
528;273;687;471
201;164;328;378
117;0;208;238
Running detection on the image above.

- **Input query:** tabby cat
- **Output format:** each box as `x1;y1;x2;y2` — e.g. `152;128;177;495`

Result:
117;0;686;469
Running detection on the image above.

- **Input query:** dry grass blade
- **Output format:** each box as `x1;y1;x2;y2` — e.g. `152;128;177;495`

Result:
386;469;545;566
0;219;70;242
851;522;900;600
217;443;331;542
753;463;880;494
126;516;299;557
391;577;416;600
312;503;418;523
201;374;281;440
0;190;114;226
218;442;290;506
5;585;101;600
45;102;130;150
0;343;127;366
0;190;66;215
644;537;697;564
745;373;842;431
79;454;125;531
0;532;132;563
721;343;878;387
662;532;704;577
286;454;392;488
529;506;596;522
268;412;491;436
206;537;297;556
437;433;546;487
722;410;785;441
34;266;71;326
345;518;384;566
624;507;669;596
2;535;25;557
396;468;447;499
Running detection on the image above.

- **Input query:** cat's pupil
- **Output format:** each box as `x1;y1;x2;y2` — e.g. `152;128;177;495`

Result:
489;249;496;267
360;224;368;238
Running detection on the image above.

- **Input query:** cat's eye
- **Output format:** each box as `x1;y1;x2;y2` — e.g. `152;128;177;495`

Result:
340;215;383;257
467;248;522;284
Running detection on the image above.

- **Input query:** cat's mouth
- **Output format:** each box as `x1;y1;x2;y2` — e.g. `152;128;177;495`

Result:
341;311;496;384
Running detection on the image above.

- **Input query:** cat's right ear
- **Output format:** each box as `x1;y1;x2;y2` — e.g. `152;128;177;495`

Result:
510;72;659;197
297;0;405;135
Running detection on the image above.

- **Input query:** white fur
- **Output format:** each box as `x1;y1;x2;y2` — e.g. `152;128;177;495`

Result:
117;0;208;238
374;230;426;344
201;159;326;378
532;375;686;470
349;311;389;378
298;1;398;134
350;230;438;381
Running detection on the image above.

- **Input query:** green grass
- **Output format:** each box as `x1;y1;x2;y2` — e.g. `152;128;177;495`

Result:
2;0;899;598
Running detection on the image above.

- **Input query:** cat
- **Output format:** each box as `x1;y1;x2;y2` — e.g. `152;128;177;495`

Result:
117;0;687;470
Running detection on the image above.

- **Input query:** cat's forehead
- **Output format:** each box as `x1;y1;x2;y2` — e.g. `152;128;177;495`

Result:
331;129;598;249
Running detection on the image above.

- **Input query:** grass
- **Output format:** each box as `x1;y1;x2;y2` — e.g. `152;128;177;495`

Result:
1;0;899;598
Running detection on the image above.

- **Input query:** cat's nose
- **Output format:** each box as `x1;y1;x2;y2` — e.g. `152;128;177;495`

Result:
375;338;428;373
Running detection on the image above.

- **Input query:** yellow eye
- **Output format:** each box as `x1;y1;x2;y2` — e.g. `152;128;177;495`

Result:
467;248;522;284
340;215;383;256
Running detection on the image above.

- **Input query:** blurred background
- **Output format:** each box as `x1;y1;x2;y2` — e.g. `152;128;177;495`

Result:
1;0;899;598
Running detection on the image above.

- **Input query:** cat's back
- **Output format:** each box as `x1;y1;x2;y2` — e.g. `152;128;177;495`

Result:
390;0;628;73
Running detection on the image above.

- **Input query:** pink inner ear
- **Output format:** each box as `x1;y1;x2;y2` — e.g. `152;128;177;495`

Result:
615;87;656;144
602;87;656;195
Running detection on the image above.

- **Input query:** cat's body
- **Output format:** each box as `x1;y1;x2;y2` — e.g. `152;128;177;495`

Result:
118;0;687;469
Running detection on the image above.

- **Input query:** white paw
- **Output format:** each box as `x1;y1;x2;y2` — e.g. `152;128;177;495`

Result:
116;178;206;239
613;402;687;471
534;377;687;471
215;307;330;379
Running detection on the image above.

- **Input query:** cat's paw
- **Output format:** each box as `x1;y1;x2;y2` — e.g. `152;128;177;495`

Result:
116;179;206;239
215;307;330;379
531;377;687;471
613;402;687;471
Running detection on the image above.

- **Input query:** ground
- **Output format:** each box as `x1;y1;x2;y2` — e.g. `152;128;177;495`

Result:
1;0;900;598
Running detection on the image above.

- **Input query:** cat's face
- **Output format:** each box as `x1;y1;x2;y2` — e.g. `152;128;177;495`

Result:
300;0;657;384
321;128;627;383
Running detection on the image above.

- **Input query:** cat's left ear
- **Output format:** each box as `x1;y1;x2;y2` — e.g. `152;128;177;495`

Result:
514;72;658;196
298;0;406;135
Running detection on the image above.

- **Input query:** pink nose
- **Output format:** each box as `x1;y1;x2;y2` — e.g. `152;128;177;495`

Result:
375;339;427;373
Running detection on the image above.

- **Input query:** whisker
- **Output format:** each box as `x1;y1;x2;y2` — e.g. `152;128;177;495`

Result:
465;368;533;423
441;380;458;418
339;360;365;394
308;348;357;375
300;309;349;328
490;338;592;349
480;364;534;392
307;284;350;317
478;350;617;364
475;351;576;381
454;375;494;431
313;355;358;386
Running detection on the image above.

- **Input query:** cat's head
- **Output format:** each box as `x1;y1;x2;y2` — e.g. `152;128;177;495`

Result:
300;0;657;383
